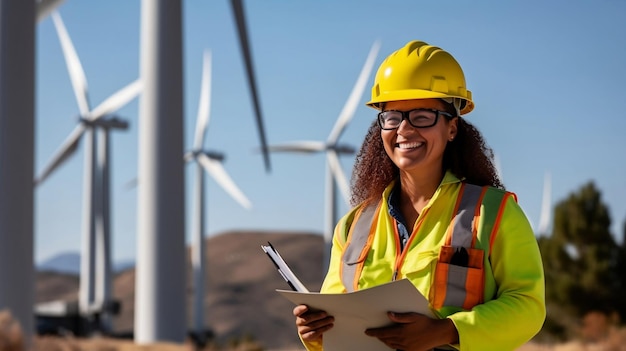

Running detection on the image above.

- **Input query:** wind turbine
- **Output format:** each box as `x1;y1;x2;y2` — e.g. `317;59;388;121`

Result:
265;40;381;272
537;171;552;235
35;11;141;328
185;50;252;340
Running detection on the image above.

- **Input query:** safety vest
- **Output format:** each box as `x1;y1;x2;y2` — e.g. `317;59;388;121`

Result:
340;183;512;311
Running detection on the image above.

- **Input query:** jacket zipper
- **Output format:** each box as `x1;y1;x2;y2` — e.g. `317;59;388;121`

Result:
392;206;431;281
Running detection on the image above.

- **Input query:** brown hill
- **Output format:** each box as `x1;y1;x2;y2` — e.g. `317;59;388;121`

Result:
35;271;79;303
36;230;325;350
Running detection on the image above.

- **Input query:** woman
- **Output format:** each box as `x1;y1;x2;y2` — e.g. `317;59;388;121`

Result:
293;40;545;351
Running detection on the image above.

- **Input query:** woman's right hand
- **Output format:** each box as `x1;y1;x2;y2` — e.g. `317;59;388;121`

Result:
293;304;335;342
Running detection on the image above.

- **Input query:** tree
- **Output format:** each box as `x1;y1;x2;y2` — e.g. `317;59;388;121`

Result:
615;217;626;321
539;182;621;321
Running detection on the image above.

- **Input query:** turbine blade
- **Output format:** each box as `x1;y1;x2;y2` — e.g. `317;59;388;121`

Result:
36;0;66;23
197;154;252;209
537;171;552;234
264;141;326;153
494;153;503;183
90;79;142;121
327;151;351;205
35;124;86;185
327;40;381;144
193;50;212;150
230;0;271;172
51;11;91;117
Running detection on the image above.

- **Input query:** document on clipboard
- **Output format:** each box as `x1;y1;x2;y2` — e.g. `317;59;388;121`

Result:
261;242;438;351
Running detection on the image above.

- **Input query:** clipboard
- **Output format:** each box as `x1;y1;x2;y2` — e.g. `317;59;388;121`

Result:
261;241;309;292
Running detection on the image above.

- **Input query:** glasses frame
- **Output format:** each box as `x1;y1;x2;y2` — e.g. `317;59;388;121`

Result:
377;109;454;130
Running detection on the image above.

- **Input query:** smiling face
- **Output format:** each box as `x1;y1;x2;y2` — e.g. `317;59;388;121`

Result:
381;98;458;176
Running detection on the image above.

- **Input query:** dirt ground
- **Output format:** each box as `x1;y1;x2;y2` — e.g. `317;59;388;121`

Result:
27;335;268;351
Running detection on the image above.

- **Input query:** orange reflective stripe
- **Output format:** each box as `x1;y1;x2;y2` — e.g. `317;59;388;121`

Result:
489;192;514;254
431;245;454;309
462;247;485;309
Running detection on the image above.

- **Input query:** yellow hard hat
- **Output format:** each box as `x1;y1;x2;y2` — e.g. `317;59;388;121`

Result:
366;40;474;115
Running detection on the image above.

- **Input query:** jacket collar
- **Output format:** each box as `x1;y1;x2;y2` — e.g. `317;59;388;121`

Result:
383;170;461;199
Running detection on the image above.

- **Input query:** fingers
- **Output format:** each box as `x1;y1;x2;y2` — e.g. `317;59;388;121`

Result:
295;309;334;329
293;305;330;324
293;305;335;342
387;311;423;323
365;328;403;350
365;324;400;338
365;313;447;351
298;317;334;340
292;304;309;317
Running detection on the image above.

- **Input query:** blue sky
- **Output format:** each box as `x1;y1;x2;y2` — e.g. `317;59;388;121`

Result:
35;1;626;264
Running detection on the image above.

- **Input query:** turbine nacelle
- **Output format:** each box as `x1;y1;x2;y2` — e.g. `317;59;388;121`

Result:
262;143;355;155
184;150;225;163
79;115;129;130
329;144;355;155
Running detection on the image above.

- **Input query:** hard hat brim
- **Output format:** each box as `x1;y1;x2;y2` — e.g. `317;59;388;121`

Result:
366;89;474;115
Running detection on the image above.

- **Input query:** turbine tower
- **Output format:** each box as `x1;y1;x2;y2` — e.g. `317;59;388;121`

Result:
266;40;381;272
186;50;252;339
135;0;270;342
35;11;141;325
0;0;36;340
1;0;70;339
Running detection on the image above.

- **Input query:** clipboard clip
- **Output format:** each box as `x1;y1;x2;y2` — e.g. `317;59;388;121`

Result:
261;241;309;292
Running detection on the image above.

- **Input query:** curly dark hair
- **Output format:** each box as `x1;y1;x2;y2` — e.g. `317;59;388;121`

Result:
350;105;503;207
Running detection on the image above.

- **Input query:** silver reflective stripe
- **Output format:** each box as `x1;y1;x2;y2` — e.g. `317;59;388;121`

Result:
444;183;482;308
450;184;482;248
341;204;377;292
442;265;470;307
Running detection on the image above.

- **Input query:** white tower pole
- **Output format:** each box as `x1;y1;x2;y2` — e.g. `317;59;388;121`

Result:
323;161;337;274
135;0;186;343
192;162;206;335
95;126;112;330
0;0;35;341
80;127;97;315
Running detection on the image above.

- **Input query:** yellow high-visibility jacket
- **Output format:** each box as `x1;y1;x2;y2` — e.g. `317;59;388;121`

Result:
301;171;545;351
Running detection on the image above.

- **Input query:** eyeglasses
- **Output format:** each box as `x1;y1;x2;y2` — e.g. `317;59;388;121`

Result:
377;109;454;130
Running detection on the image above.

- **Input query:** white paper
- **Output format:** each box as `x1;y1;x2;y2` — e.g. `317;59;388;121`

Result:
279;279;436;351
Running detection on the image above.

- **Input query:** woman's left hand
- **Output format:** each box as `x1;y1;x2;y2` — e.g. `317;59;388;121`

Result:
364;312;458;351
